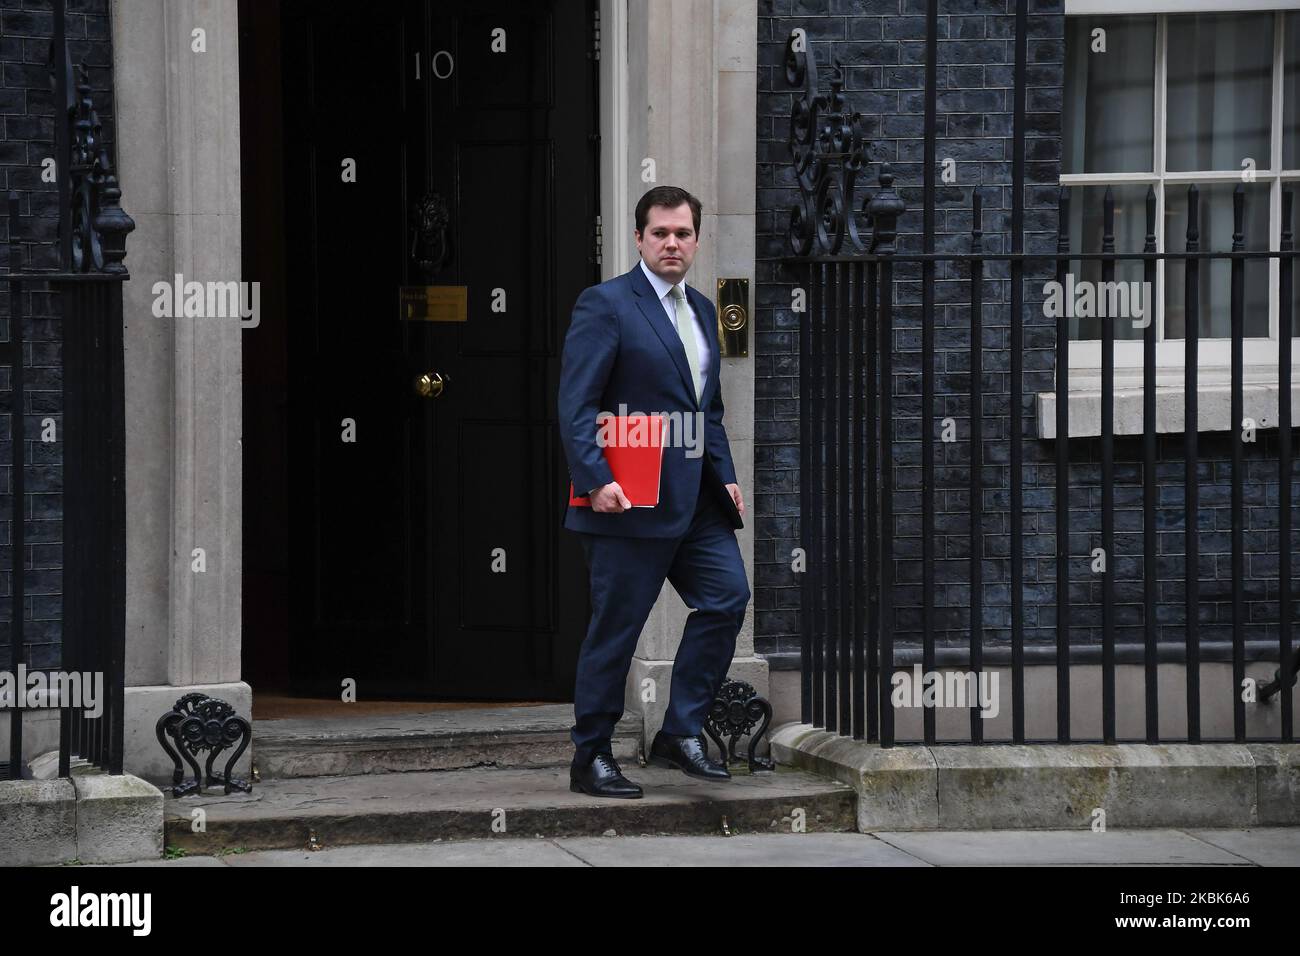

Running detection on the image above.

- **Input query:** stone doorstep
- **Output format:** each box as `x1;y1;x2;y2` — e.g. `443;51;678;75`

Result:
161;764;855;854
251;705;644;778
70;767;165;864
0;765;163;867
771;722;1300;832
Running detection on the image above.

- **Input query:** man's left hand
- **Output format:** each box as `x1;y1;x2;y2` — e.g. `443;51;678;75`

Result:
725;482;744;518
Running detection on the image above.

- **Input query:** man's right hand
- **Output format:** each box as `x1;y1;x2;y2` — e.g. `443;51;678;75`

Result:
590;481;633;513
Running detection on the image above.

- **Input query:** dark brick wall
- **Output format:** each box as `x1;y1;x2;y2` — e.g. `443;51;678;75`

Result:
755;0;1300;662
0;0;116;670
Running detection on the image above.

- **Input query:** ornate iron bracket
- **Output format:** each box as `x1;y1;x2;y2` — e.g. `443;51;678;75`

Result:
155;693;253;797
702;678;776;772
784;31;872;257
784;28;909;259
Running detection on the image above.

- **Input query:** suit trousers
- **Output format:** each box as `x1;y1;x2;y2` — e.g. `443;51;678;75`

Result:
570;471;750;768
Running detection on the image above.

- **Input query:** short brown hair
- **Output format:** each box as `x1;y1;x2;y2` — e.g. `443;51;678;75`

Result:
635;186;702;237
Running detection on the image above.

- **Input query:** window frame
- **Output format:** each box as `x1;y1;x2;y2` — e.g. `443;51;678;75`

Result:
1059;4;1300;392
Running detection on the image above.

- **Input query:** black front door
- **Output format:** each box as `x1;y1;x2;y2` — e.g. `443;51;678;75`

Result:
281;0;596;699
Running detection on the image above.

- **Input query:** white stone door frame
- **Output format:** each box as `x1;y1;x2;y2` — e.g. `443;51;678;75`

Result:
106;0;761;779
111;0;250;781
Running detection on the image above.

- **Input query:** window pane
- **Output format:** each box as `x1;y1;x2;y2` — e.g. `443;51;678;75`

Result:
1066;184;1154;341
1285;12;1300;169
1164;183;1270;339
1062;16;1155;174
1166;13;1273;172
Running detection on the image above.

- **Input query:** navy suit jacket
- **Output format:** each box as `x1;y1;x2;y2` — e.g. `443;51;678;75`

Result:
558;261;738;538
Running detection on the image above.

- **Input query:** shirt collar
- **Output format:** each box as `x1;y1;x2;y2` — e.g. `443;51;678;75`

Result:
639;257;685;303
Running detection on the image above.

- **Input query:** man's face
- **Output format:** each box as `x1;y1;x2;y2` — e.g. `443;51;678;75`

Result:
635;202;698;285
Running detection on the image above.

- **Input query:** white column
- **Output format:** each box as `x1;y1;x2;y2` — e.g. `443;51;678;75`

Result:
111;0;248;780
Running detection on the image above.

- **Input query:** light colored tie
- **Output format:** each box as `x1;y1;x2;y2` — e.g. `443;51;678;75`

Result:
670;283;703;404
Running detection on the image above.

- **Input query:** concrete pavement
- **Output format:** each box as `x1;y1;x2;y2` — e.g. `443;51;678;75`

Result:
88;826;1300;866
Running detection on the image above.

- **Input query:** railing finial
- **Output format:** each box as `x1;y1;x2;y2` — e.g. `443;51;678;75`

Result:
866;164;905;255
49;50;134;274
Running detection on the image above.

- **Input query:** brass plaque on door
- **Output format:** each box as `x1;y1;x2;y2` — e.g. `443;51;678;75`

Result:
400;286;467;322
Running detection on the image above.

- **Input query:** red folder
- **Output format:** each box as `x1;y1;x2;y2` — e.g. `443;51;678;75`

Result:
569;414;667;507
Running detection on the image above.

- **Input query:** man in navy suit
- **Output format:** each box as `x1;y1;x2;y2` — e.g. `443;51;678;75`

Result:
558;185;750;798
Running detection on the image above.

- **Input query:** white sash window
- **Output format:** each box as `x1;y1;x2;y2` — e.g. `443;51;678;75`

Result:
1043;1;1300;436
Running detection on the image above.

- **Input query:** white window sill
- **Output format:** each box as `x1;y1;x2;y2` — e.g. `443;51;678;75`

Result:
1066;1;1287;14
1036;383;1300;439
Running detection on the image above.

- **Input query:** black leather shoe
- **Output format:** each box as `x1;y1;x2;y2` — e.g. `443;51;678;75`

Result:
569;753;643;799
647;731;730;780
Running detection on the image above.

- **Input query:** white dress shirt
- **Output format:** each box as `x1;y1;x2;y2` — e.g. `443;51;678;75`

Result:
639;258;711;387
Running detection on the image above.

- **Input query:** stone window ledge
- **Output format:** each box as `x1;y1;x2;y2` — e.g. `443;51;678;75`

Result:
1036;383;1300;439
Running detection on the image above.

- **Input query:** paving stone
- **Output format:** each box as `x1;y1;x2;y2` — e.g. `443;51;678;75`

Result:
1186;828;1300;867
868;828;1258;866
552;831;929;866
221;840;586;867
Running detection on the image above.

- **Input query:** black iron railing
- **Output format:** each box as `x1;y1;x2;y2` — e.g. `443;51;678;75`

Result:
2;0;131;780
780;3;1297;748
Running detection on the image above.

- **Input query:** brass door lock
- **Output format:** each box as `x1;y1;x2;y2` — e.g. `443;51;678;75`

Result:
415;370;449;398
716;278;749;357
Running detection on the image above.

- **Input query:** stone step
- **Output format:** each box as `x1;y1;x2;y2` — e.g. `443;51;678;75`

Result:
163;764;854;853
252;704;641;778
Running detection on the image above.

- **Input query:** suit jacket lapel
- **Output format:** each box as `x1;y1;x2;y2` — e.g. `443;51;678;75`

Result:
630;263;700;409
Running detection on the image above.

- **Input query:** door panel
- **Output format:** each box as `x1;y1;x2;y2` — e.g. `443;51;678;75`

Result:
426;0;594;698
283;0;595;699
